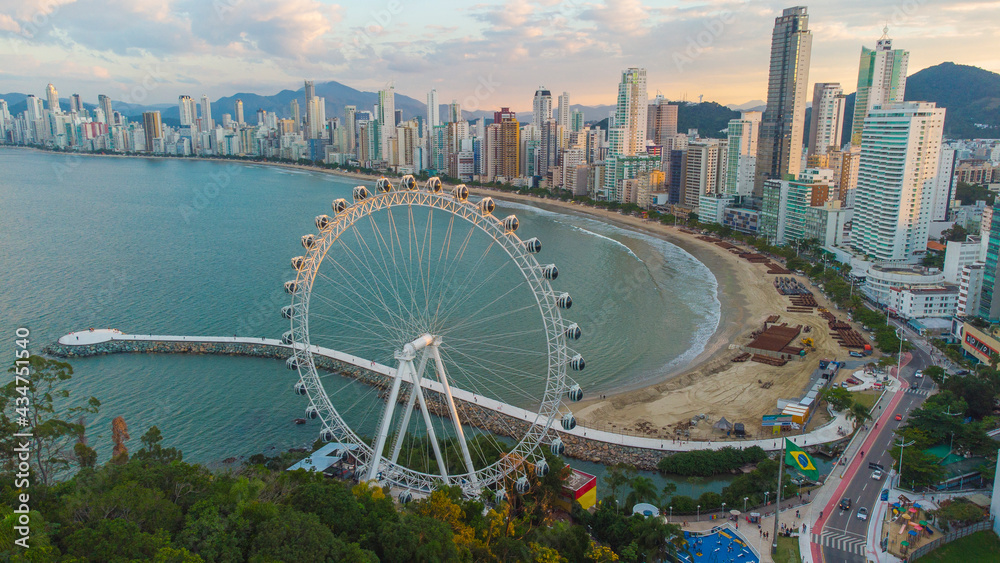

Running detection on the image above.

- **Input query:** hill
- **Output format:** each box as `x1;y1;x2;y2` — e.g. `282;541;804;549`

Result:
904;62;1000;138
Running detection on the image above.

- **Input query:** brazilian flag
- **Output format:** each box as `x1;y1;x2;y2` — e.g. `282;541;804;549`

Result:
785;439;818;480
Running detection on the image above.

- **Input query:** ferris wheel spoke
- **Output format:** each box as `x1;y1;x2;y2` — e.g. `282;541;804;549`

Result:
425;213;475;330
443;333;547;357
310;272;409;345
381;207;422;326
434;256;522;331
438;349;531;438
346;221;417;332
440;297;538;336
431;235;503;330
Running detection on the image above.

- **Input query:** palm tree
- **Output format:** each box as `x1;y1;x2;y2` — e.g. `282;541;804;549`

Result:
848;402;871;427
626;475;660;509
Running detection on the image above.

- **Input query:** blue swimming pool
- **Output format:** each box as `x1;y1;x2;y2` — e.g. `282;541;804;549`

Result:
677;527;760;563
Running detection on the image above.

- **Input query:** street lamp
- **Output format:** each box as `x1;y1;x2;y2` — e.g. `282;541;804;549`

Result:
895;328;907;380
697;505;701;521
744;497;749;512
722;502;726;519
764;491;770;506
894;438;916;488
669;506;673;522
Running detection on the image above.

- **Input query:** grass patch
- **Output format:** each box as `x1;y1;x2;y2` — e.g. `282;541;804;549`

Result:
851;390;878;411
772;535;801;563
918;530;1000;562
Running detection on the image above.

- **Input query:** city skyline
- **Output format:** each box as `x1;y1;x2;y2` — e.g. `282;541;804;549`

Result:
0;0;996;110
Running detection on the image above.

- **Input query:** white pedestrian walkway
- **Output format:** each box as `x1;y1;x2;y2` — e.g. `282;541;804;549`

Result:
58;329;855;453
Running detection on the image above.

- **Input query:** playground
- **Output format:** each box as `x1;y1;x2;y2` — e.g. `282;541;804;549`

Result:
677;526;760;563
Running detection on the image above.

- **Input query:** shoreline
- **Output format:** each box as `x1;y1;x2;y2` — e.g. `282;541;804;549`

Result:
7;146;838;438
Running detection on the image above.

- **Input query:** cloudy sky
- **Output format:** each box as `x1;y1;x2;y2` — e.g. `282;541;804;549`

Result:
0;0;997;110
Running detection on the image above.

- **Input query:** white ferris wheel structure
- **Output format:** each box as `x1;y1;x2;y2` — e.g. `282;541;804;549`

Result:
281;175;584;499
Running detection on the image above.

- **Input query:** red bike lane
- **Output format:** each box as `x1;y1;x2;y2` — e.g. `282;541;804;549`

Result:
810;352;912;563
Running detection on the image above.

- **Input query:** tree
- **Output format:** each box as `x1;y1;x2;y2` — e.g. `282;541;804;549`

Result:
603;464;635;507
820;387;853;411
933;499;986;531
848;402;871;426
134;426;183;465
3;356;100;484
625;475;660;509
923;366;946;385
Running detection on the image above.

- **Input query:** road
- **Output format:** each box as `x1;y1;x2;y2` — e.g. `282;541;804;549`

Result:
814;322;939;563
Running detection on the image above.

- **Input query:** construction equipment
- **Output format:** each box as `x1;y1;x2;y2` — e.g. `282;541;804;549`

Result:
801;337;815;350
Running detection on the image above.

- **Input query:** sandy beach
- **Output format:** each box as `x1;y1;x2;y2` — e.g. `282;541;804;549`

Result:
13;148;858;439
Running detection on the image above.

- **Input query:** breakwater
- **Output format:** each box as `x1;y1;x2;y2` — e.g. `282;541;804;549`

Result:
44;335;667;470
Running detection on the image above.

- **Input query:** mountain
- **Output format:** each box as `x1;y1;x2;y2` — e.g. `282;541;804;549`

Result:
904;62;1000;138
727;100;765;111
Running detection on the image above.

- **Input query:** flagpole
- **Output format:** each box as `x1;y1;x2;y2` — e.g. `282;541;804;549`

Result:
772;438;785;555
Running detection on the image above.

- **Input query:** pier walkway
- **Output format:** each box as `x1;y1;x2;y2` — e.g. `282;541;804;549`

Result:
57;329;853;454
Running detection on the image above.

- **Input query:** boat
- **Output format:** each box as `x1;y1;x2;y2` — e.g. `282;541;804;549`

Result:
293;418;307;425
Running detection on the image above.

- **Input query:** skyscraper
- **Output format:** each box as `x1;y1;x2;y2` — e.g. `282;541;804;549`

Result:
178;95;197;127
725;111;762;196
807;83;846;156
45;83;59;113
304;80;315;135
608;68;647;158
532;88;552;131
571;110;585;133
557;92;571;131
142;111;162;154
344;105;357;153
448;100;461;123
852;102;945;262
850;28;908;146
426;89;440;133
200;95;213;131
290;99;301;133
646;96;678;146
754;6;812;195
69;94;82;114
234;99;244;125
378;85;396;163
98;94;113;126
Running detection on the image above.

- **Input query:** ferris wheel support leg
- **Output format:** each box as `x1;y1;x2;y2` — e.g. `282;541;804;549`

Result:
403;349;450;482
366;361;408;483
430;344;480;492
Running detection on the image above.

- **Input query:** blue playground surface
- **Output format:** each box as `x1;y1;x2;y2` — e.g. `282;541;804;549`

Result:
676;528;760;563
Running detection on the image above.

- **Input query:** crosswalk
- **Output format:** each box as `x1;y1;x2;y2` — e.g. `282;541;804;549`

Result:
813;531;866;555
906;388;930;396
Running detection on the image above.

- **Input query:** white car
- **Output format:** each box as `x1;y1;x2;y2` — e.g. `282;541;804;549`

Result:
915;370;923;378
857;507;868;520
872;470;883;480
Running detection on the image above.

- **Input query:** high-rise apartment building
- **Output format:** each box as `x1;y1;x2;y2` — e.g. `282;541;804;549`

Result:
45;83;59;113
290;99;301;133
852;102;946;262
178;95;197;127
98;95;113;126
448;100;461;123
142;111;162;154
532;88;552;131
557;92;571;131
234;99;244;125
344;105;357;153
377;85;396;163
754;6;812;195
808;83;846;156
484;107;520;181
850;28;908;146
426;89;440;135
571;110;585;133
69;94;82;113
685;140;727;207
200;95;213;131
725;111;762;196
647;96;679;147
930;148;957;222
608;68;648;158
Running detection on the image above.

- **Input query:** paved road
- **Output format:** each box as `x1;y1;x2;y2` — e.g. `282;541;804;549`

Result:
816;322;938;563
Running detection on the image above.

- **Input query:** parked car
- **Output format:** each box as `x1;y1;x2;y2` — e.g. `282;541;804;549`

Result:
857;507;868;520
847;377;862;385
872;470;883;480
880;489;889;501
849;351;864;358
839;497;852;510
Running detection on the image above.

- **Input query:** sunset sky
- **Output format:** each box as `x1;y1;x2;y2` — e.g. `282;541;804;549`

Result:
1;0;997;109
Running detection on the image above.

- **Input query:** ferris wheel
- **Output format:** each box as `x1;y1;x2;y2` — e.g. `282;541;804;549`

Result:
281;175;584;498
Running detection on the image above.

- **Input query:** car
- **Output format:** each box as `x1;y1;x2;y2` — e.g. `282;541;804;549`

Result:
880;489;889;501
895;414;903;421
839;497;852;510
847;377;862;385
915;370;923;378
872;470;884;480
849;351;864;358
857;507;868;520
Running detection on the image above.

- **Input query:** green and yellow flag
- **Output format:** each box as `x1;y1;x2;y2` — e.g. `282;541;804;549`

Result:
785;439;819;480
